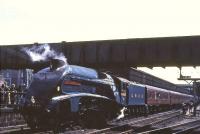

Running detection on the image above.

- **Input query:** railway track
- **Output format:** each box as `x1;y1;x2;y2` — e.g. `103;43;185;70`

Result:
0;110;180;134
0;124;29;134
109;110;179;126
140;118;200;134
0;125;55;134
87;110;182;134
3;109;200;134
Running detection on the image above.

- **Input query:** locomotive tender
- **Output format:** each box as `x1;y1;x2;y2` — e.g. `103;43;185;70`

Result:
21;59;194;129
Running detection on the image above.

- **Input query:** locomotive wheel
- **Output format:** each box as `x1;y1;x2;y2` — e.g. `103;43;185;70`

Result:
79;109;106;128
24;113;51;130
23;114;38;130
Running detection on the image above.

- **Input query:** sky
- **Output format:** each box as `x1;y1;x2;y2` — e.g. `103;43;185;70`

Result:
138;67;200;84
1;0;200;84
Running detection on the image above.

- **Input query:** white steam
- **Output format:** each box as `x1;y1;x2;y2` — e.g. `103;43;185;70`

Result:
22;44;67;63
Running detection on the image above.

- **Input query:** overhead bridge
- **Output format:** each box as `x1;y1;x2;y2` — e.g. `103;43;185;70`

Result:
61;36;200;68
1;35;200;70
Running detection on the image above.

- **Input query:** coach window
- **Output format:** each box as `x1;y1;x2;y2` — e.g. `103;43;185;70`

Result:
156;93;160;98
148;92;152;99
148;93;150;98
135;93;137;98
141;94;144;99
120;83;127;99
131;93;134;98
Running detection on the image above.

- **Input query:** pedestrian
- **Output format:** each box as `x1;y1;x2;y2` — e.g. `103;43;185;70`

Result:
3;82;10;106
145;104;149;116
189;101;194;115
10;84;17;105
182;103;186;115
16;86;22;104
0;84;5;104
193;102;197;116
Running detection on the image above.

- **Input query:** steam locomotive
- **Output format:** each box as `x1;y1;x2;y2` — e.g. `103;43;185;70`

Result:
21;59;195;130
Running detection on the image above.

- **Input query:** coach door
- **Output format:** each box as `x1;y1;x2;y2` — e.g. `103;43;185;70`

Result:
120;82;127;105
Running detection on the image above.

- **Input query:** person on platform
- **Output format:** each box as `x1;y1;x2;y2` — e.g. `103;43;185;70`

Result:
0;84;5;105
193;102;197;116
16;85;23;104
188;101;194;116
3;82;10;106
182;102;187;115
145;104;149;116
10;84;17;105
193;100;199;116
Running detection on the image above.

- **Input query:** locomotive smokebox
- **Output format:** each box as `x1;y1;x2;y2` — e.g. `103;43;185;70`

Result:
50;58;66;70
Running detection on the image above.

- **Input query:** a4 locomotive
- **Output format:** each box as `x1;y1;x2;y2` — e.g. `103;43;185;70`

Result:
21;60;195;129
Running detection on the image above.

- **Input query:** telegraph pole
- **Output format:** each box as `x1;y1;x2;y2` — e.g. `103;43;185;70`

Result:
178;67;200;100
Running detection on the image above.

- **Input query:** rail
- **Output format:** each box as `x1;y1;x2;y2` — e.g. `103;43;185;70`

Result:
87;110;181;134
140;118;200;134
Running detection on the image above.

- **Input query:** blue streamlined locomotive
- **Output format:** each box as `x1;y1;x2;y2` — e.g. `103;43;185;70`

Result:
21;59;195;129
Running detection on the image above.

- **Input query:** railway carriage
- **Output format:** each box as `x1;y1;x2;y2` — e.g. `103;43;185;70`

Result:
126;83;146;115
112;77;146;115
170;90;193;106
146;85;170;112
146;85;170;105
127;83;146;106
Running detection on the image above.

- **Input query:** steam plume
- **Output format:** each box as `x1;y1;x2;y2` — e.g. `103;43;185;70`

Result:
22;44;67;63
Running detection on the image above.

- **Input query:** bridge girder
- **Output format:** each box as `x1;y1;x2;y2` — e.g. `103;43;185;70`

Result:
0;36;200;70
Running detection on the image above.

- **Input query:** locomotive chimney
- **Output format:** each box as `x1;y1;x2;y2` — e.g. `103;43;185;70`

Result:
50;59;65;70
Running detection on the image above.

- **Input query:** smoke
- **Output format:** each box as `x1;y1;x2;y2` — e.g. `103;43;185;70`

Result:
22;44;67;63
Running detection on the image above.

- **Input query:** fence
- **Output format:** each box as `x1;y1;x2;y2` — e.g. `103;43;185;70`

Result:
0;91;25;107
0;91;26;128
